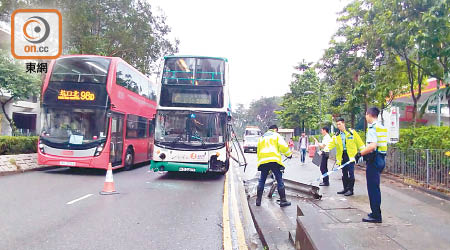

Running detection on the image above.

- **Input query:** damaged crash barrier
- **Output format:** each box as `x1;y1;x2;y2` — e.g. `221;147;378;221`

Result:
310;160;356;185
267;157;322;200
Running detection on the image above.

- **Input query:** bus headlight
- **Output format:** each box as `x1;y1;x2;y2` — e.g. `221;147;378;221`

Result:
39;143;45;153
94;143;105;156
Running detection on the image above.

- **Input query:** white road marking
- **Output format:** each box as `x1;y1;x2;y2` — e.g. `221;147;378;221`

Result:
66;194;93;205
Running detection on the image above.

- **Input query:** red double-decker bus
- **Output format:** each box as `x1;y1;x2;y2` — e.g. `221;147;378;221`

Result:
38;55;157;170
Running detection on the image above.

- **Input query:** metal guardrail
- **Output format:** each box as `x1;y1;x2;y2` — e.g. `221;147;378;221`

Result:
386;147;450;192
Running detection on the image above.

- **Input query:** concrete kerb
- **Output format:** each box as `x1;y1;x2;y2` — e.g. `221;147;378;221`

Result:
0;165;59;176
246;200;269;249
233;167;264;249
244;175;277;249
244;174;322;249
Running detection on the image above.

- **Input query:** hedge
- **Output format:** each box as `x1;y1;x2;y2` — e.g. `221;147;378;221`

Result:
395;126;450;150
0;136;38;155
297;126;449;150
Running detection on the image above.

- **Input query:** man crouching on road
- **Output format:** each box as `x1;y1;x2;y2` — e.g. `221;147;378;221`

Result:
256;125;293;207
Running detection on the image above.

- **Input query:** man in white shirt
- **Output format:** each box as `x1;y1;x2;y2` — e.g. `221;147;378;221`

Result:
314;127;332;186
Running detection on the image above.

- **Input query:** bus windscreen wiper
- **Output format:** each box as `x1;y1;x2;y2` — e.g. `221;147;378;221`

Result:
171;134;184;144
190;134;206;147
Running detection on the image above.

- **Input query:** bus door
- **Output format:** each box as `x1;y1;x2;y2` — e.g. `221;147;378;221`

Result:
148;118;155;159
110;113;124;166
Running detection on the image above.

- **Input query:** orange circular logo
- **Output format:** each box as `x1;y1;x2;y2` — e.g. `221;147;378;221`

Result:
23;16;50;43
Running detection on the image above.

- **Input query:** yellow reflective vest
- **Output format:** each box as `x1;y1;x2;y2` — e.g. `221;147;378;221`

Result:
366;122;388;153
257;129;293;167
327;129;365;165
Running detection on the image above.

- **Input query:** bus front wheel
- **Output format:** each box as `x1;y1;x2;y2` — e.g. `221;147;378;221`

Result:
124;148;134;171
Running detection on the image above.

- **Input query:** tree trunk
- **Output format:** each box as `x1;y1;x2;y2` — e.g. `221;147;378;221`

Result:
0;97;15;132
405;57;422;127
412;101;418;127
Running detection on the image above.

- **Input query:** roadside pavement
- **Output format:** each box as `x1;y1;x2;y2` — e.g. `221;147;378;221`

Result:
244;151;450;250
0;153;44;175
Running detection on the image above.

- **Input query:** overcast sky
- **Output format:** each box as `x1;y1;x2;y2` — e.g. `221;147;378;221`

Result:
151;0;350;108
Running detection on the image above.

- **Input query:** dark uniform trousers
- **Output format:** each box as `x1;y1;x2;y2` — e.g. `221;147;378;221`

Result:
341;151;355;191
366;152;386;219
257;162;285;191
320;153;329;184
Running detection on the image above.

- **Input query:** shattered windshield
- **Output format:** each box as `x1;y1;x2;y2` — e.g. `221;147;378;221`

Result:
155;110;226;148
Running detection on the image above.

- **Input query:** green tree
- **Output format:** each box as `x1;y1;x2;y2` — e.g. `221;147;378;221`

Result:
61;0;179;73
369;0;433;126
319;0;378;128
279;65;320;130
0;50;41;132
319;0;417;128
414;0;450;123
1;0;179;73
231;103;249;139
247;97;282;132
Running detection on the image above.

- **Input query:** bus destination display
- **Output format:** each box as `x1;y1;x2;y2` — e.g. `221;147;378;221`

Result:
172;92;211;105
57;90;96;101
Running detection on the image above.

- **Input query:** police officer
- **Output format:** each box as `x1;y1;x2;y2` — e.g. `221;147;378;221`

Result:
327;118;365;196
256;125;293;207
359;107;388;223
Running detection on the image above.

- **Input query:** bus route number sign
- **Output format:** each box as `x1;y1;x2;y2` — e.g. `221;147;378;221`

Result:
57;90;96;101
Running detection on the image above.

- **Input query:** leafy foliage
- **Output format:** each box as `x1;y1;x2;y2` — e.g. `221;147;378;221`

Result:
395;126;450;150
231;104;248;139
0;50;41;131
318;0;450;128
232;97;282;137
1;0;179;73
278;66;322;130
247;97;282;132
0;136;38;155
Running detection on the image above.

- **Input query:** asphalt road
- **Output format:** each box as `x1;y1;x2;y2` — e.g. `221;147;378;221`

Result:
0;164;227;250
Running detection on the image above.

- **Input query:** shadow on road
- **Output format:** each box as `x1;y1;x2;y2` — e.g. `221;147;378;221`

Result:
156;171;225;182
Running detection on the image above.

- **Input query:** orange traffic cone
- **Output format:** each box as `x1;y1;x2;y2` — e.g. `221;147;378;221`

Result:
100;163;119;195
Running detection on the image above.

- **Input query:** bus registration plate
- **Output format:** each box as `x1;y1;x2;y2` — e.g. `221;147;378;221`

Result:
179;167;195;172
60;161;76;166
